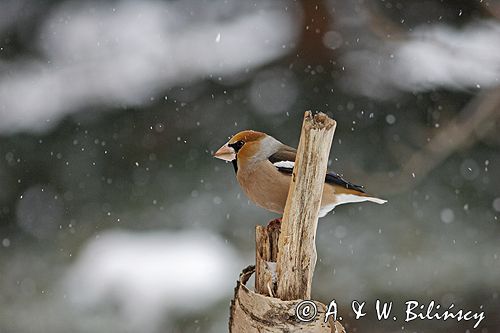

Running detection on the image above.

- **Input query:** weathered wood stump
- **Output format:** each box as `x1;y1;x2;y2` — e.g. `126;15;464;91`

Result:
230;266;345;333
229;112;346;332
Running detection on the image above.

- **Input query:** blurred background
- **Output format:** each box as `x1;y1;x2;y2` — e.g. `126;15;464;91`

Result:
0;0;499;332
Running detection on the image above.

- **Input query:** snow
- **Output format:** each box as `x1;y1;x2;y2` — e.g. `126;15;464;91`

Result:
0;0;298;134
343;21;500;98
385;114;396;125
63;229;241;333
492;198;500;212
440;208;455;224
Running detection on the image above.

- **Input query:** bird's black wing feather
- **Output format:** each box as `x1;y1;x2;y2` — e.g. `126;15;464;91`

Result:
269;146;365;193
325;171;366;193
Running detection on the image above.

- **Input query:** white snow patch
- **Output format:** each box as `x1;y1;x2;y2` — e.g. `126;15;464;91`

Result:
343;21;500;98
0;0;299;133
62;229;241;333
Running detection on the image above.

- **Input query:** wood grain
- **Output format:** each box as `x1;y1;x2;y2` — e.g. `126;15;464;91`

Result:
255;220;280;296
276;111;336;301
230;266;344;333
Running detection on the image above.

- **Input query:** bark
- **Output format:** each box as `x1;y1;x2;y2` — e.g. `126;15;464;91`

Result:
229;266;345;333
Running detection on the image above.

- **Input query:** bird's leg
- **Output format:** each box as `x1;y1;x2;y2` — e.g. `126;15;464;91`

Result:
267;217;282;228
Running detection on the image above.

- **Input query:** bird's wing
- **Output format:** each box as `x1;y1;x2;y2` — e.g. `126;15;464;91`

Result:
268;145;297;164
268;146;366;193
325;171;366;193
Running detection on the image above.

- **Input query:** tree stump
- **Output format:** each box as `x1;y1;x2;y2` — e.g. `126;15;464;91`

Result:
229;112;346;332
229;266;345;333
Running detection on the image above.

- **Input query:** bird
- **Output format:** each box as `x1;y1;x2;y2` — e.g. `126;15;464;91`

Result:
213;130;386;218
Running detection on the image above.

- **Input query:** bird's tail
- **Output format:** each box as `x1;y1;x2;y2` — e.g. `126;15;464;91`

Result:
319;192;387;217
335;193;387;206
359;194;387;205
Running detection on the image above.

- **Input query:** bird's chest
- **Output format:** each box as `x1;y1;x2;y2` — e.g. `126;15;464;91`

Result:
236;161;289;214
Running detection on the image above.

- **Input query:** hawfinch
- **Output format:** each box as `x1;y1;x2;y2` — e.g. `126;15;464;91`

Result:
214;130;386;217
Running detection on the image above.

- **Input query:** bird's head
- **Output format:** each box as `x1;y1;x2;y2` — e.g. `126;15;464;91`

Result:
213;130;267;162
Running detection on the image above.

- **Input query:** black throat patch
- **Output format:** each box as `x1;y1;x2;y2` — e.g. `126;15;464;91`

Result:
228;140;244;174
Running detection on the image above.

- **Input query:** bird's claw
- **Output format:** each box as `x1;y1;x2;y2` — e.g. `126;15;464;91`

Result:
267;217;282;228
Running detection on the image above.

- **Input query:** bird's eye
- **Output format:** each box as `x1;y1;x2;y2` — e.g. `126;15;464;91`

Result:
229;140;244;152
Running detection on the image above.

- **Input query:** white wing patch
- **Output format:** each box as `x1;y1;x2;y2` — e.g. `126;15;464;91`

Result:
273;160;294;169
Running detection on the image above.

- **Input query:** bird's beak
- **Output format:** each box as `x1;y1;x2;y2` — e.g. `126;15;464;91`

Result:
213;143;236;161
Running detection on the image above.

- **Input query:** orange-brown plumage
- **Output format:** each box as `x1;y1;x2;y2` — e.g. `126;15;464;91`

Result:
228;130;266;144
